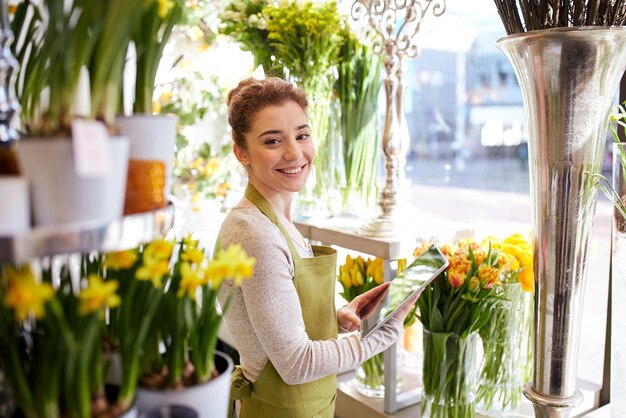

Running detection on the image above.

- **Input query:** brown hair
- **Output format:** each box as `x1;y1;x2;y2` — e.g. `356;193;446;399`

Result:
227;77;308;149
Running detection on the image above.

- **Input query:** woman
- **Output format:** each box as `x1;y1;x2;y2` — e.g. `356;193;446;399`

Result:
217;77;416;418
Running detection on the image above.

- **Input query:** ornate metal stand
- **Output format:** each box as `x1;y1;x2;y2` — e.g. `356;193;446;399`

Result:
352;0;445;238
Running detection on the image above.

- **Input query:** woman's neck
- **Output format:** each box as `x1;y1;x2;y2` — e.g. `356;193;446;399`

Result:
248;181;293;221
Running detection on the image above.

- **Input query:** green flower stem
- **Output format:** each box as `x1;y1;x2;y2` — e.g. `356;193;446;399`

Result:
476;284;531;414
358;353;385;390
422;331;476;418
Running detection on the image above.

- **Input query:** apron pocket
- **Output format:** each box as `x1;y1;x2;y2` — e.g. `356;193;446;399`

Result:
312;394;336;418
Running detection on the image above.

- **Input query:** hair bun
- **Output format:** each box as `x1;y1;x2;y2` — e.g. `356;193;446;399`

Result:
227;78;260;106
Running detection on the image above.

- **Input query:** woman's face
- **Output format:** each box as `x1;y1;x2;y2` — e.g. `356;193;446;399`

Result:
236;100;315;195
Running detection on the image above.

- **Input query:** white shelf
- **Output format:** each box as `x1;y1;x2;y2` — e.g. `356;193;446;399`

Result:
0;203;175;263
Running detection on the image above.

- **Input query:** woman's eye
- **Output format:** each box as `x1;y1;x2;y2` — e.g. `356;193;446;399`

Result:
265;138;280;145
297;133;310;141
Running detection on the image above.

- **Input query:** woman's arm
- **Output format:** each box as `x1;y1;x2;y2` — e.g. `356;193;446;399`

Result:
226;211;404;385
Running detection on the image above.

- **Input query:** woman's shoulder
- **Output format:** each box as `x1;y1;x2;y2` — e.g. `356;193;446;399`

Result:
218;206;285;249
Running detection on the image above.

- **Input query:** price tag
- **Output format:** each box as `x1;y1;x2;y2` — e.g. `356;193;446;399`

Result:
71;119;113;178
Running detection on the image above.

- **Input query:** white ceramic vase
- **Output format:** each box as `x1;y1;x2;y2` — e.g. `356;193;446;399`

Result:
0;176;29;235
16;137;129;226
136;351;234;418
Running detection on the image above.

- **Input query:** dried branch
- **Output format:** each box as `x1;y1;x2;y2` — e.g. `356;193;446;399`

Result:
494;0;626;34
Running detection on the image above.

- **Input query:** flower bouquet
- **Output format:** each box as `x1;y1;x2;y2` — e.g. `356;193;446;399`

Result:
335;27;382;217
0;262;126;418
415;240;502;418
475;233;534;416
337;255;392;397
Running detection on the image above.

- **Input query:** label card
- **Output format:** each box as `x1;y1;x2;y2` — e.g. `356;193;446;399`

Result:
71;119;113;178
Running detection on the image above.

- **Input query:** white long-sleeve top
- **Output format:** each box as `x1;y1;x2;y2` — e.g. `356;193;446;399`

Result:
216;203;403;385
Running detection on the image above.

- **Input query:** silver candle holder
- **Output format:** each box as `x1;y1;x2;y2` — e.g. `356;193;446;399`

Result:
352;0;445;238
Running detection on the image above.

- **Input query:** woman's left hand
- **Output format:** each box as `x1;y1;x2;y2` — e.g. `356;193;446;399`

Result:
337;282;390;332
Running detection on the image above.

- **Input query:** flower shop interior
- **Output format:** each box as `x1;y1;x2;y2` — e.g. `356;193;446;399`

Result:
1;0;625;418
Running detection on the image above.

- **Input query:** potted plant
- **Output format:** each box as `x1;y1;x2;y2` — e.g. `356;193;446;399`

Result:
0;262;135;418
117;0;184;215
123;235;256;418
10;0;131;226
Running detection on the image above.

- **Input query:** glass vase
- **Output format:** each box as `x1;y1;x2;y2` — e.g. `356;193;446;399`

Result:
355;352;386;397
354;350;403;398
422;330;478;418
476;283;532;416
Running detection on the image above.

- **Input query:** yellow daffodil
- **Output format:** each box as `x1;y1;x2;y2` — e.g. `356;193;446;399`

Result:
183;233;199;249
210;244;256;286
181;247;205;265
104;249;137;270
136;259;170;288
3;266;54;322
190;157;205;170
216;182;230;197
143;238;175;265
177;262;204;300
78;274;120;315
202;157;222;178
157;0;175;19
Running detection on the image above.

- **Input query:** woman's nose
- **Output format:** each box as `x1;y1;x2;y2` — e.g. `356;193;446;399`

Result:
283;138;303;161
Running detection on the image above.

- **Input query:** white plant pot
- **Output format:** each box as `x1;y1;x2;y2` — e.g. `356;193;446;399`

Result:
0;176;30;235
136;351;234;418
116;114;177;198
16;137;129;226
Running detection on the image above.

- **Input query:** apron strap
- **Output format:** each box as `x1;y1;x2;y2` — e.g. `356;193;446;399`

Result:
244;183;301;260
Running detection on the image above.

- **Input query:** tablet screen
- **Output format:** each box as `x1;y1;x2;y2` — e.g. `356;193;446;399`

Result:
361;244;449;339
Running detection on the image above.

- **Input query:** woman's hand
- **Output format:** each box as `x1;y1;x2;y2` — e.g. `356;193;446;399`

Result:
337;282;390;332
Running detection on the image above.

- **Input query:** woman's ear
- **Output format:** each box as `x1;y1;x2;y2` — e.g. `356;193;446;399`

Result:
233;145;249;165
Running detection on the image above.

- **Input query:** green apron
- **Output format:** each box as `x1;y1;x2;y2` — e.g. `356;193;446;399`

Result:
230;184;338;418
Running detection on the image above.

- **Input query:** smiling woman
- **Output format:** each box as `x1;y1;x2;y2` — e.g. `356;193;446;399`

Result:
215;77;417;418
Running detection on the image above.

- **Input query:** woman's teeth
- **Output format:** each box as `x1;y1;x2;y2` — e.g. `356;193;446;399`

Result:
279;166;302;174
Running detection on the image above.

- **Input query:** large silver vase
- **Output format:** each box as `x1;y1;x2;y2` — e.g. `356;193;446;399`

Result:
497;27;626;418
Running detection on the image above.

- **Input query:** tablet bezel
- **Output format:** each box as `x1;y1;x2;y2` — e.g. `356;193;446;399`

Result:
360;244;449;339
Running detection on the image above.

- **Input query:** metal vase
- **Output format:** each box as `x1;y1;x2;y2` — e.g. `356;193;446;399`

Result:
497;27;626;418
611;143;626;417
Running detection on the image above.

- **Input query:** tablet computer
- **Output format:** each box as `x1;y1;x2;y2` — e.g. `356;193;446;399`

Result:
361;244;449;339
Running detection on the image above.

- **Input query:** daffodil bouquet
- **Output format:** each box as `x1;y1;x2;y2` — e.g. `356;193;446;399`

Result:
415;239;503;418
139;235;256;388
0;262;123;418
475;233;534;415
